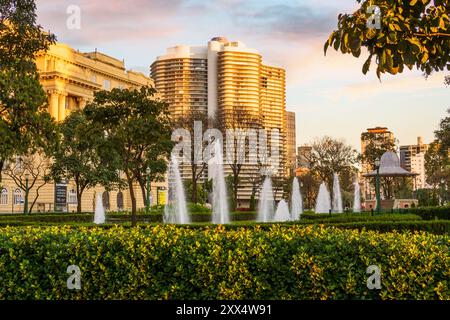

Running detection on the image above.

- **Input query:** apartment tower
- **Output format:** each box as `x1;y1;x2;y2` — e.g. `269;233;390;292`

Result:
151;37;287;207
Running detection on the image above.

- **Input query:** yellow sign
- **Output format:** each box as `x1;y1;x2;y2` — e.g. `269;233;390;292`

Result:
158;190;166;205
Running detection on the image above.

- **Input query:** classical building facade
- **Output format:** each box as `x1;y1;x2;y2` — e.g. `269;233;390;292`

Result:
151;37;288;207
0;43;166;214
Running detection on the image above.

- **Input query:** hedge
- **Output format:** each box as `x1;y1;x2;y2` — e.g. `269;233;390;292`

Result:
329;220;450;235
299;213;421;224
401;206;450;220
0;225;448;300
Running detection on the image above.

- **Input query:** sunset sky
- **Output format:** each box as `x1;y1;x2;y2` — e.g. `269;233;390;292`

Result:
35;0;449;151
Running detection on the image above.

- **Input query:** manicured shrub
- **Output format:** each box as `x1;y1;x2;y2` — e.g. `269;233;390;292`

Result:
401;206;450;220
0;225;448;300
329;220;450;235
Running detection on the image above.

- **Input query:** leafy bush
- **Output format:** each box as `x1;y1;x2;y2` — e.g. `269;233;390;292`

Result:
187;203;212;214
329;220;450;235
0;225;448;300
401;206;450;220
300;213;421;224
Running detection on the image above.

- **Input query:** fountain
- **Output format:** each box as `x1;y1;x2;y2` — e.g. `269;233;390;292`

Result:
332;173;343;213
164;154;190;224
291;178;303;220
210;141;230;224
257;177;275;222
274;200;290;222
353;180;361;213
94;192;105;224
315;182;331;214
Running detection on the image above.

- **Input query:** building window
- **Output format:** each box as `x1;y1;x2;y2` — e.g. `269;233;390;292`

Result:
103;79;111;90
0;188;8;205
91;74;97;83
68;189;77;204
13;189;23;205
117;192;124;211
102;191;110;210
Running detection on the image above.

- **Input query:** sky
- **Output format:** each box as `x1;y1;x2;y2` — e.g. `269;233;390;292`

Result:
35;0;449;152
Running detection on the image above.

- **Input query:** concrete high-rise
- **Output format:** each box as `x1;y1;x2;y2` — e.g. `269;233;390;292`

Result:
286;111;296;176
400;137;429;172
400;137;430;189
151;37;287;207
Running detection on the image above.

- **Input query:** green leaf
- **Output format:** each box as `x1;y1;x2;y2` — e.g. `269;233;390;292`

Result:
362;56;372;75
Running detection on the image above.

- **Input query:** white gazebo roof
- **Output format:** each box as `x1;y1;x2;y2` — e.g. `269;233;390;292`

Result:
364;151;418;177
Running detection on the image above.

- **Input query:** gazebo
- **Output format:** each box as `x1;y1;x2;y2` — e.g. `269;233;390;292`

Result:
363;151;418;210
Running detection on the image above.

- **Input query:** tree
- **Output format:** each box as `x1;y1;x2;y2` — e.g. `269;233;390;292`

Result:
325;0;450;79
220;108;261;211
172;110;210;203
425;110;450;204
0;0;56;181
4;150;51;213
360;131;397;170
84;86;173;226
307;136;358;191
298;172;320;211
50;110;120;213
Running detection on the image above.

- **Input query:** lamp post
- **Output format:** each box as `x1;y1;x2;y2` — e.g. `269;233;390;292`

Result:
24;173;29;215
375;158;381;215
146;167;151;212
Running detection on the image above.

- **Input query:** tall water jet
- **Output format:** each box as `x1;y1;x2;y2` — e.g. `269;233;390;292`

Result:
353;180;361;213
291;178;303;220
274;200;290;222
257;177;275;222
332;173;343;213
315;182;331;214
210;141;230;224
164;154;190;224
94;192;105;224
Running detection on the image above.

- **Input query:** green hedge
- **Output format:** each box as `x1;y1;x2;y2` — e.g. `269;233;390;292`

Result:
329;220;450;235
0;225;448;300
299;213;421;224
401;206;450;220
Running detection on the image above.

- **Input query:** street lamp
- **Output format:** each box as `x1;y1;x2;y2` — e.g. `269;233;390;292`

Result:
24;173;29;215
374;158;381;215
146;167;151;212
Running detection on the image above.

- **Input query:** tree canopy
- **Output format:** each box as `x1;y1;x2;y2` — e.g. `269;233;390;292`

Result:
325;0;450;78
0;0;56;181
50;110;121;213
84;86;173;225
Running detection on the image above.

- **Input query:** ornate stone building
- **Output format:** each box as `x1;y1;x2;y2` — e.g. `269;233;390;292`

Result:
0;43;166;213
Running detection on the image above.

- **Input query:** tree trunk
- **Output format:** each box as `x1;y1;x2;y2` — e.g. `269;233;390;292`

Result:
138;179;146;208
191;172;198;204
231;163;241;211
127;173;137;227
76;181;83;214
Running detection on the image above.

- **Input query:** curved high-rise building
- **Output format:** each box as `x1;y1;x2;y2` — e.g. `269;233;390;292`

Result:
151;45;208;118
151;37;289;207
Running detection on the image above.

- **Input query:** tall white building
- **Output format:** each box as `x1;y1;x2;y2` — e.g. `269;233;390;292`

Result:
410;153;430;189
151;37;287;207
